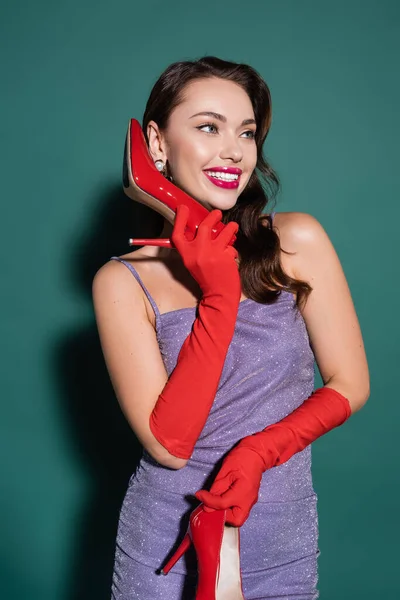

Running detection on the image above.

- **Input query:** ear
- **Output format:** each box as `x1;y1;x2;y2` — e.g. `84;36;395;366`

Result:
147;120;168;163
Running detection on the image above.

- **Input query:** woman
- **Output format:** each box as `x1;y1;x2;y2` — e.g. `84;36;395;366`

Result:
92;56;370;599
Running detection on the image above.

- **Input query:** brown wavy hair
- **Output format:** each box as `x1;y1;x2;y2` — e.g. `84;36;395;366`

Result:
142;56;312;310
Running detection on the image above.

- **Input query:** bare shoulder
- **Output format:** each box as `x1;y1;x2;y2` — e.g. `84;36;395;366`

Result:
93;247;151;283
92;248;149;315
92;247;194;325
271;211;322;248
272;213;369;408
270;211;330;281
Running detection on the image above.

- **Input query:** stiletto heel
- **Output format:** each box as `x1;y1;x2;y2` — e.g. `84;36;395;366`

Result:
123;119;237;248
161;532;192;575
128;237;172;248
161;504;245;600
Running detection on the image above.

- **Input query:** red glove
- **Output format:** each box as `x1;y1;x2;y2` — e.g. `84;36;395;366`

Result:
195;387;352;525
149;204;241;459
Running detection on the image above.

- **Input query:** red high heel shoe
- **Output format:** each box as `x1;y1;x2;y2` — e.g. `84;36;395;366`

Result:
162;504;245;600
123;119;237;248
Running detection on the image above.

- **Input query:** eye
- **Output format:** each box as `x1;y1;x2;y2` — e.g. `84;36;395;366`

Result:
196;122;256;139
196;122;219;134
241;130;256;139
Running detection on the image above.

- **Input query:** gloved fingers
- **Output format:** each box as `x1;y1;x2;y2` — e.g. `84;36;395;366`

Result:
195;489;232;510
197;477;246;511
214;220;239;248
225;245;239;261
231;492;260;526
171;205;223;250
208;471;237;496
195;209;224;242
194;472;234;507
171;204;190;246
226;505;249;527
194;471;238;509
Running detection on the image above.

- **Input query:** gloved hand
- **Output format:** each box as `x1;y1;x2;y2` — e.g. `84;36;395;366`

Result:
150;204;242;459
195;386;352;525
196;445;264;526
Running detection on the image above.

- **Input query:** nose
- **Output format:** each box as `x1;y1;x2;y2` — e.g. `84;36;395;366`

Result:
219;133;243;163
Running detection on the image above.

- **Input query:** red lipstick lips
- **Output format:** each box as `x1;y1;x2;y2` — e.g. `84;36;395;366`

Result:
203;166;242;189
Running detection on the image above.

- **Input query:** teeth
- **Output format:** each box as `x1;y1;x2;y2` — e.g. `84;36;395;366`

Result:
204;171;239;181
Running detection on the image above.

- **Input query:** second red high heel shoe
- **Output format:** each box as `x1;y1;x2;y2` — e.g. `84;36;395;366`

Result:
123;119;237;248
162;504;245;600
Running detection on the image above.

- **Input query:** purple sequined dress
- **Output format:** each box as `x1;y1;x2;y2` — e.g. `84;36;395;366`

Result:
109;212;320;599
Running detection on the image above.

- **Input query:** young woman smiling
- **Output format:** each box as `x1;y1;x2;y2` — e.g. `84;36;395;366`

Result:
92;56;369;600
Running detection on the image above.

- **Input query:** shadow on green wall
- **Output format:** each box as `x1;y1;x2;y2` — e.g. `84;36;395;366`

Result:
52;186;164;599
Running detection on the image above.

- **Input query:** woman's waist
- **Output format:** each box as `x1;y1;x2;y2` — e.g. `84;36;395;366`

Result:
134;447;315;502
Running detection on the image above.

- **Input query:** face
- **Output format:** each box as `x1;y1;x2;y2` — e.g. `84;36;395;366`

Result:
147;77;258;211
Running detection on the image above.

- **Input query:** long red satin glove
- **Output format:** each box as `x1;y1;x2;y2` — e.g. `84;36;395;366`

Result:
149;205;241;459
195;387;352;525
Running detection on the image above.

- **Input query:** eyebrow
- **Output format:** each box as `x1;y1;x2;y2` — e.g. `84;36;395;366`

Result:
189;111;256;127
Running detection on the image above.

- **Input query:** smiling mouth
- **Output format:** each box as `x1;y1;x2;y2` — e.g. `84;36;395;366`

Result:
203;170;241;189
203;170;239;182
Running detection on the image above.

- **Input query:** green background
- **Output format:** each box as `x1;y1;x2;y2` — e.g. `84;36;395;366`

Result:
1;1;398;598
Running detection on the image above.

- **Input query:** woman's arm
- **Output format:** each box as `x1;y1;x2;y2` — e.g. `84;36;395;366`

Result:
92;259;187;470
195;212;370;524
94;208;240;469
282;211;370;409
